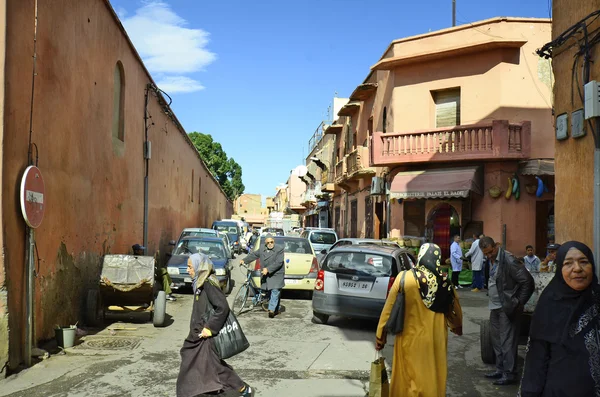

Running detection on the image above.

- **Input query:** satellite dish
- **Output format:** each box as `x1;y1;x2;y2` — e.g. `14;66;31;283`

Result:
293;165;308;177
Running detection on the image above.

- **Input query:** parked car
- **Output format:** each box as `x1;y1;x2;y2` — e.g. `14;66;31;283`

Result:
311;245;415;325
300;228;338;254
167;236;233;294
247;236;319;294
168;227;234;259
212;221;242;254
317;238;400;263
217;231;235;259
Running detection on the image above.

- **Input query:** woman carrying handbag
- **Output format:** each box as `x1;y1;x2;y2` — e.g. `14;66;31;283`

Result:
375;243;463;397
176;253;254;397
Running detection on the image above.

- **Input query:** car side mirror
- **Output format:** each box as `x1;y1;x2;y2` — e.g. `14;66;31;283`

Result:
321;249;327;255
168;240;176;246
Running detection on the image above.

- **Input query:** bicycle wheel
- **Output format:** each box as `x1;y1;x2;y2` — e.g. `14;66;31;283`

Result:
232;284;250;315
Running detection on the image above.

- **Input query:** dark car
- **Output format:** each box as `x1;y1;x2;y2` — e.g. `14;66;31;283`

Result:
227;233;243;255
311;245;416;325
167;236;233;294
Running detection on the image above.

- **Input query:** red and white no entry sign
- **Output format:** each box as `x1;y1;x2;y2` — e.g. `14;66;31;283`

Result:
20;165;46;228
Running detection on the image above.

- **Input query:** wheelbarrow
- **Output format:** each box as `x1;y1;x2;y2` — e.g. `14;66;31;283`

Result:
86;254;167;327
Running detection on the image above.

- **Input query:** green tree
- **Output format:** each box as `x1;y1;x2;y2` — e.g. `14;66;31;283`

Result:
188;132;245;200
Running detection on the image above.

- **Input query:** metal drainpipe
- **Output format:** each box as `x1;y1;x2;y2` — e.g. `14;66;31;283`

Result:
143;86;150;253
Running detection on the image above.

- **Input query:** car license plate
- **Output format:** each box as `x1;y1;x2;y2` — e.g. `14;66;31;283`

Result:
285;279;300;284
184;277;192;283
340;281;370;290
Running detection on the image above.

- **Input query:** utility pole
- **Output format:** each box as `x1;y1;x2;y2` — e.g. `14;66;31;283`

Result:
452;0;456;27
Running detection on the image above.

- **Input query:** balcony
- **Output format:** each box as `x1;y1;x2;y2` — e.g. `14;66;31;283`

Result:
346;146;375;180
334;158;347;185
302;188;316;206
371;120;531;166
321;170;335;192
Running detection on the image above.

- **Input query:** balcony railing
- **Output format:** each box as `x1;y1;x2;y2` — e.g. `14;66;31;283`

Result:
334;158;347;184
346;146;375;179
371;120;531;166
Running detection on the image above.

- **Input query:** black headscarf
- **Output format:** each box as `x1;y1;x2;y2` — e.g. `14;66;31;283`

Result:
413;243;455;313
529;241;599;344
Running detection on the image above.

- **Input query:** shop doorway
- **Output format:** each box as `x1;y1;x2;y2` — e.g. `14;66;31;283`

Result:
426;203;460;263
375;202;384;239
535;201;555;259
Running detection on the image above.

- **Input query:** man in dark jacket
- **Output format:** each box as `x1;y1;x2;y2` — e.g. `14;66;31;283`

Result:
479;236;534;385
241;234;285;318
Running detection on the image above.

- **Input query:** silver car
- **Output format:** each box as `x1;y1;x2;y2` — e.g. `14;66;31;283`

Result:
311;245;416;325
300;228;338;254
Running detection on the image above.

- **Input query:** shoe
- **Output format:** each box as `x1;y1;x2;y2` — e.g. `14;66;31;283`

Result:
268;311;275;318
166;294;177;301
456;285;463;289
493;375;516;385
471;288;480;292
240;385;254;396
484;371;503;379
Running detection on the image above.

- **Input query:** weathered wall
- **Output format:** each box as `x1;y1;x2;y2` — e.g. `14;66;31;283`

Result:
0;0;7;376
1;0;232;371
552;0;600;248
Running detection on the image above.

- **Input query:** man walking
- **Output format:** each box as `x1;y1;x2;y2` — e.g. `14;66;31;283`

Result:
241;234;285;318
465;234;485;291
479;236;534;385
450;235;463;289
133;244;176;301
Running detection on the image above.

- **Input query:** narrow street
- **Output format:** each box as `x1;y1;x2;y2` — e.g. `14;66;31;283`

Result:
0;254;524;397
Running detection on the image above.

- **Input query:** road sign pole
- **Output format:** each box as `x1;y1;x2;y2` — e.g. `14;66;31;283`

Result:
25;227;34;367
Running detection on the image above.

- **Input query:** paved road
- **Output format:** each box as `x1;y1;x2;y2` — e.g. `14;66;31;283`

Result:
0;254;526;396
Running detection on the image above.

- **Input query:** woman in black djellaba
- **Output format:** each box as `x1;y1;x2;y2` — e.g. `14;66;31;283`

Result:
176;253;253;397
520;241;600;396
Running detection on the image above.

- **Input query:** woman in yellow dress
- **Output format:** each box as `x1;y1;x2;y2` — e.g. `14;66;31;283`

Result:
376;243;463;397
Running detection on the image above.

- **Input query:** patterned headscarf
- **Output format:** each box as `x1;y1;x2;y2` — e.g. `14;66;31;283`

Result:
413;243;455;313
189;253;220;293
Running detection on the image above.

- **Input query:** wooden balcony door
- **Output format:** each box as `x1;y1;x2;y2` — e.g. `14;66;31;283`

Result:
350;200;358;238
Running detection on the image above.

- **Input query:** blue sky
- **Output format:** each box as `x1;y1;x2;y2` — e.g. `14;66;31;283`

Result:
109;0;551;201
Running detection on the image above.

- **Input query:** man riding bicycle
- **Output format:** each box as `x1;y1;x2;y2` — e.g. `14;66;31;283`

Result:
240;234;285;318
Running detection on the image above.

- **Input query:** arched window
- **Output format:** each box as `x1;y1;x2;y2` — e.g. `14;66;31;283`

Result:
382;107;387;134
112;62;125;141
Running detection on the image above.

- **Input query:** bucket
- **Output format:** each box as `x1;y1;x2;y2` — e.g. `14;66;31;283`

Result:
55;327;76;348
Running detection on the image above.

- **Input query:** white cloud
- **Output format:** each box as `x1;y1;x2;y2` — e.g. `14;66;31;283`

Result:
119;1;215;94
155;76;205;94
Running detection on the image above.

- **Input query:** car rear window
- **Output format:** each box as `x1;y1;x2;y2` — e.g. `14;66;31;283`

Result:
183;231;216;238
275;238;312;254
323;252;394;277
309;232;337;244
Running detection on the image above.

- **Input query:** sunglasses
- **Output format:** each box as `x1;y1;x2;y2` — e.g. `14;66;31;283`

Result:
265;241;275;245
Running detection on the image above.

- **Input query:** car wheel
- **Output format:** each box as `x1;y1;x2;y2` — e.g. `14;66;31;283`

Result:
225;275;233;295
480;319;495;364
312;311;329;325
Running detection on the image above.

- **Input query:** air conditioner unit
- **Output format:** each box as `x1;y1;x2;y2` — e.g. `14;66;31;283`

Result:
370;177;385;195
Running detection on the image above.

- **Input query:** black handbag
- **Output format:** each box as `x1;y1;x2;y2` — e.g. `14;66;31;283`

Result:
204;307;250;360
385;270;408;335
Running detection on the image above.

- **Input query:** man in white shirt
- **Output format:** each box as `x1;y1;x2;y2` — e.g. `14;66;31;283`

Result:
465;234;485;292
450;235;463;289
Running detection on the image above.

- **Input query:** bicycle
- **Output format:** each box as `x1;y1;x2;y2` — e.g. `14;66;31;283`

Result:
232;263;270;315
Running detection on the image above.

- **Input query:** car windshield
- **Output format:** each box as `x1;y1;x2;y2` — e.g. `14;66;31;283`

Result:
274;238;312;254
173;240;226;259
310;232;337;245
323;252;393;277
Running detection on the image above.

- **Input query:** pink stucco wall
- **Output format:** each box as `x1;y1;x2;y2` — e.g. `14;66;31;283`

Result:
1;0;232;370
